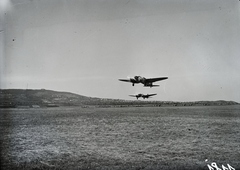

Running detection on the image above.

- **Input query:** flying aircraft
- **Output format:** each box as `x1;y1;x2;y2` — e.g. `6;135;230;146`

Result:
129;93;157;99
119;76;168;87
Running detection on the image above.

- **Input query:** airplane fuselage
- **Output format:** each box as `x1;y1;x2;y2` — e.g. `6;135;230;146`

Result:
119;75;168;87
130;76;154;87
131;93;157;99
136;94;148;99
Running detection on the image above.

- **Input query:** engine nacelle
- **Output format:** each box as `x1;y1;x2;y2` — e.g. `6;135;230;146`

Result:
144;82;153;87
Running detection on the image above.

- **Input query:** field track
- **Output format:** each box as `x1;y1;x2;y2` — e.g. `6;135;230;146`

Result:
1;106;240;170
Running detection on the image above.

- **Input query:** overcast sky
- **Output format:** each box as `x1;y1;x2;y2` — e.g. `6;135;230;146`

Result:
0;0;240;102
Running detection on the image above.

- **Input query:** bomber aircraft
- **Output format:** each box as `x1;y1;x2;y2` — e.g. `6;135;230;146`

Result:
119;76;168;87
129;93;157;99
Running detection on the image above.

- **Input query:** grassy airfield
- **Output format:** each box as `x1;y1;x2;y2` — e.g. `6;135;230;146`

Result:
1;106;240;170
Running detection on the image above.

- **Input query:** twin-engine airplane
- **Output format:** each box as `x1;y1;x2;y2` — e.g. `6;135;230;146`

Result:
119;76;168;87
129;93;157;99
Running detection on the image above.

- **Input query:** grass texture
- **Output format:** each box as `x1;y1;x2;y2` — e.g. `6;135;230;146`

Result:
1;106;240;170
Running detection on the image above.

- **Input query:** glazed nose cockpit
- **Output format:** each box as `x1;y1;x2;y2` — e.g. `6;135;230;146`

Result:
134;76;143;82
134;76;140;82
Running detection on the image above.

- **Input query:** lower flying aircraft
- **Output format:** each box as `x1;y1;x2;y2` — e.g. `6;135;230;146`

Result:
119;76;168;87
129;93;157;99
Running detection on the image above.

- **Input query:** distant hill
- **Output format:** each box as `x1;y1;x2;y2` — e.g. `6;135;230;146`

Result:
0;89;143;107
0;89;96;107
0;89;239;108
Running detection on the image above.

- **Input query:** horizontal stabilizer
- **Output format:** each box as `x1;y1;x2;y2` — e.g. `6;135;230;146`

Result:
144;85;159;87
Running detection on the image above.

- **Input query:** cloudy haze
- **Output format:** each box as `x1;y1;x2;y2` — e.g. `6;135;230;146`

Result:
0;0;240;102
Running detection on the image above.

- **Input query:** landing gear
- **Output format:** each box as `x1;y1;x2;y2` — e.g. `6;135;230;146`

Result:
132;83;134;86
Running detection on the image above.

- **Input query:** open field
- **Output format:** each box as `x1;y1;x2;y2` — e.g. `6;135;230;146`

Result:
1;106;240;170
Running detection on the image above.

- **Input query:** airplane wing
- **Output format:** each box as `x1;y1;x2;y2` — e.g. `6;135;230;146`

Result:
146;77;168;83
146;93;157;97
129;95;137;97
119;79;131;82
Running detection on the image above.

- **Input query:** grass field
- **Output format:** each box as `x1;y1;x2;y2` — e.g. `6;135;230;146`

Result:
1;106;240;170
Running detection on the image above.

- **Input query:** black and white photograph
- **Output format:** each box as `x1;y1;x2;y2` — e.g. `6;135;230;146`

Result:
0;0;240;169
